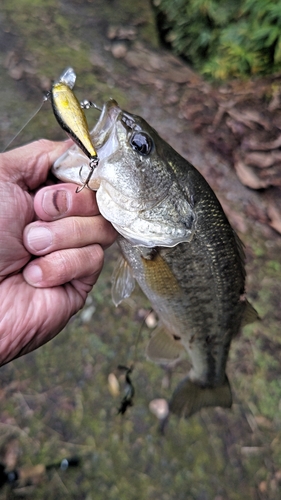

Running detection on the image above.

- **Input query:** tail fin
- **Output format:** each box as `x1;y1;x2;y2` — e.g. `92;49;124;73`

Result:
169;376;232;419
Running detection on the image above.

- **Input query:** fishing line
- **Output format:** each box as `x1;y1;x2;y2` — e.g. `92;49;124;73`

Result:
118;307;154;372
132;308;154;365
2;97;47;153
116;309;155;415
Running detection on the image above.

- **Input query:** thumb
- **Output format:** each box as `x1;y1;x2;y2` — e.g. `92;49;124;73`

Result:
0;139;71;190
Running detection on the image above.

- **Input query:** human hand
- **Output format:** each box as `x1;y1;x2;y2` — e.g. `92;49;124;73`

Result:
0;139;117;365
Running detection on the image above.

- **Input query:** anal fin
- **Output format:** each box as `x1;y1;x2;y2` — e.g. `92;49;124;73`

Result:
146;327;185;365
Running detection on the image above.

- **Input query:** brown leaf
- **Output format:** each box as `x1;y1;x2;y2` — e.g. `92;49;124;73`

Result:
181;104;204;120
242;134;281;151
227;108;271;130
266;187;281;234
243;151;281;168
234;160;271;189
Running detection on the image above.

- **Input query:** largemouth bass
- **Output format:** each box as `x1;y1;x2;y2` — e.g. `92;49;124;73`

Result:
52;98;257;418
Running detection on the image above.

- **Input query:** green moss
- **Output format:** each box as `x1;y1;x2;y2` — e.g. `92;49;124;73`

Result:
266;260;281;273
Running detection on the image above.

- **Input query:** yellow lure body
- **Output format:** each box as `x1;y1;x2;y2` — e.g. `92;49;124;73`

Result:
49;67;99;191
51;80;98;160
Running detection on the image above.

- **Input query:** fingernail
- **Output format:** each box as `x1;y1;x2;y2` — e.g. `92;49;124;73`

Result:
42;189;70;217
24;264;43;285
27;226;53;251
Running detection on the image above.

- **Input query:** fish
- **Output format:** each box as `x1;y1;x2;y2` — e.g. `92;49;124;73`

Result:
47;67;99;192
52;96;258;419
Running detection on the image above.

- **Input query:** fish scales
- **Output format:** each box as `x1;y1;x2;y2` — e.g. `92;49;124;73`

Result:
118;186;244;378
52;96;257;419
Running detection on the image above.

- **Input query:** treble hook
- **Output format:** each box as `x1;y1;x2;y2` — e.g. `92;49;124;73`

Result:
76;157;99;193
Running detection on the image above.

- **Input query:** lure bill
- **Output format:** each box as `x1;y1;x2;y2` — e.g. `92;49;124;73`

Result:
48;67;99;192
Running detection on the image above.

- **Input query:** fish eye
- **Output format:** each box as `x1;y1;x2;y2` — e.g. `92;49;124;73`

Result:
130;132;154;156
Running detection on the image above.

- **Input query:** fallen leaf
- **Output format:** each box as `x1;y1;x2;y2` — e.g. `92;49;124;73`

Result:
242;134;281;151
149;399;169;419
266;187;281;234
235;161;270;189
244;151;281;168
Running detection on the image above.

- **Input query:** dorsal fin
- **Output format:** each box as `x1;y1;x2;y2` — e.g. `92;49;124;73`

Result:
241;299;259;327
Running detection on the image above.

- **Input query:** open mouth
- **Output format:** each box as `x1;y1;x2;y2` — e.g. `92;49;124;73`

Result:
53;98;168;206
52;99;122;189
90;99;121;154
52;98;194;248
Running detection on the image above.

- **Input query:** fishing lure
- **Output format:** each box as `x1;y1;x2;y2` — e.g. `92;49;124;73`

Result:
48;67;99;192
117;365;135;415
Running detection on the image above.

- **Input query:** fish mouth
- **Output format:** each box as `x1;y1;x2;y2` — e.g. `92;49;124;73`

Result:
53;97;153;208
52;98;195;247
52;99;123;189
89;100;148;209
89;100;167;212
90;99;121;157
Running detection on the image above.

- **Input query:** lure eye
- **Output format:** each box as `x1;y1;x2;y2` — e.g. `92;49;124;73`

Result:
130;132;154;156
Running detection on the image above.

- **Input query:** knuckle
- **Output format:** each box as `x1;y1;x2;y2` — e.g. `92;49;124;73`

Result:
69;217;85;241
91;244;104;270
35;138;52;149
53;250;70;281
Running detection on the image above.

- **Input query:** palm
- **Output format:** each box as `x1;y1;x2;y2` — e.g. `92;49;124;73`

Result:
0;140;117;366
0;181;84;364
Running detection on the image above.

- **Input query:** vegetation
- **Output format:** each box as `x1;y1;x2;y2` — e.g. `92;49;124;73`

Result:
154;0;281;79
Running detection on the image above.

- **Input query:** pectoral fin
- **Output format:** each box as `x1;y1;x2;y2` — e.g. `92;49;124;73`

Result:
146;327;185;364
111;255;135;306
169;376;232;419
